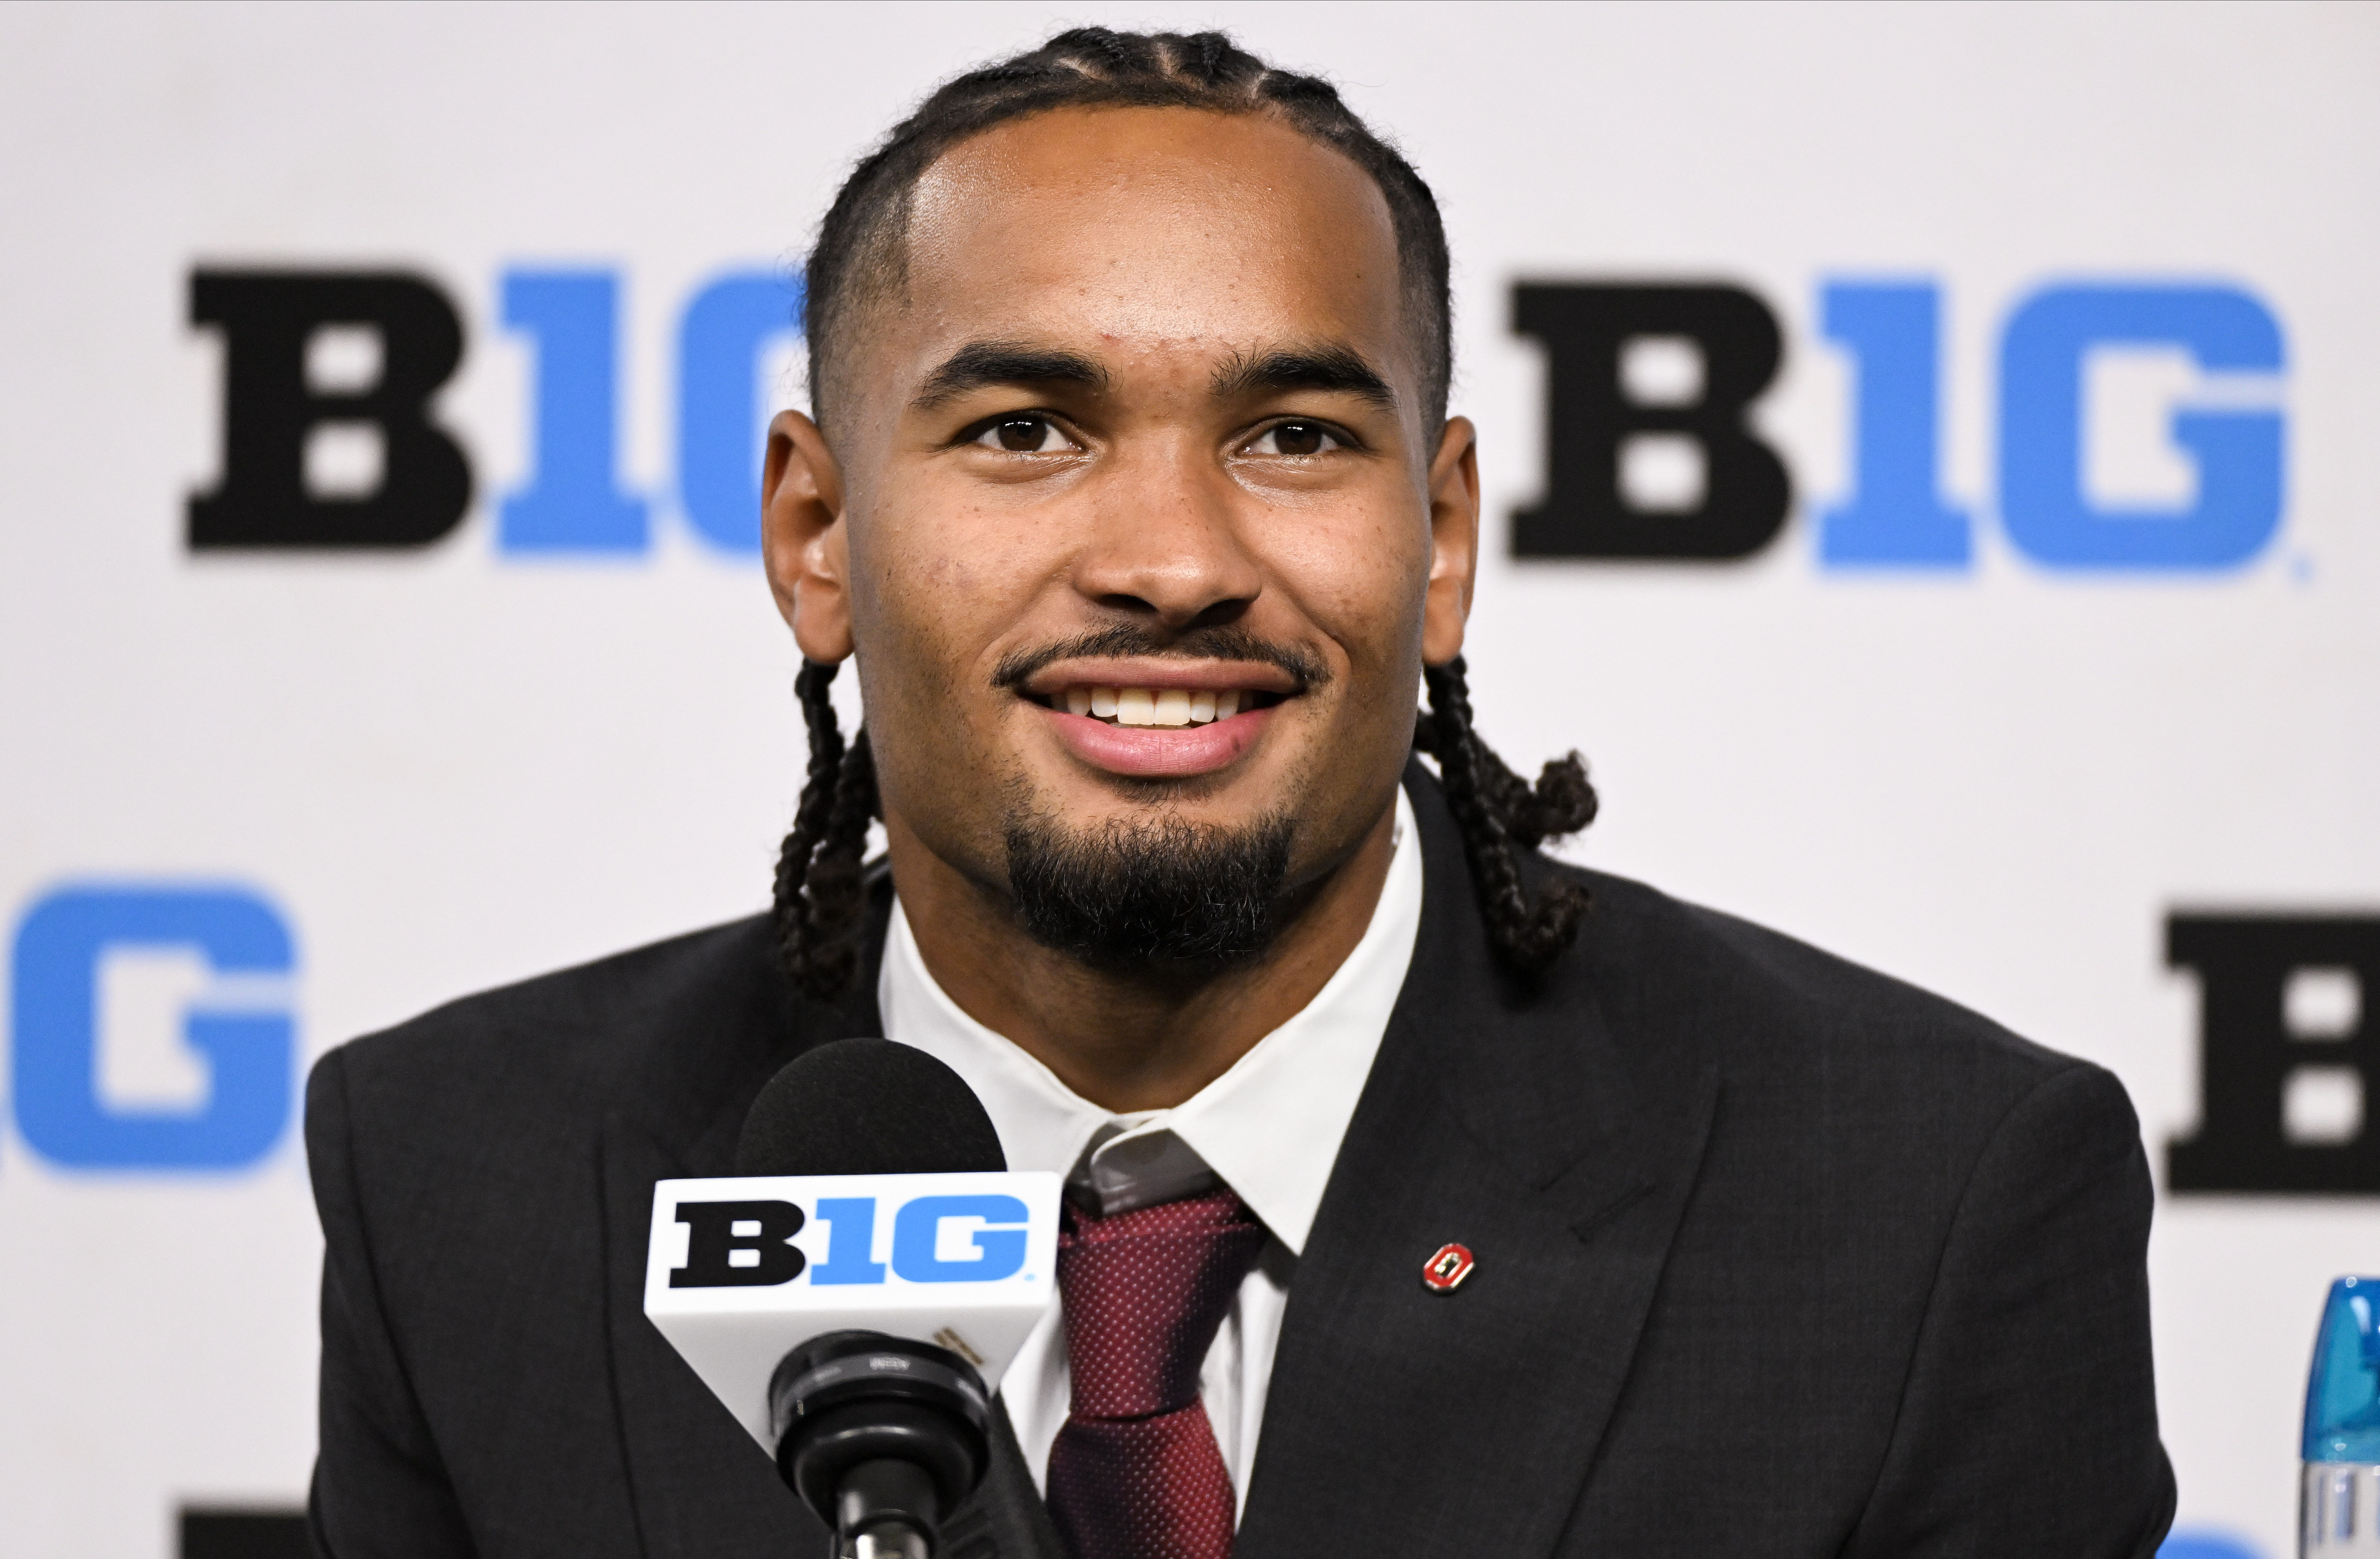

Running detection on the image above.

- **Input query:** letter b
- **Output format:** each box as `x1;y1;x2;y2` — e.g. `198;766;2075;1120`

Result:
671;1199;807;1287
188;270;472;549
1511;283;1791;560
2167;915;2380;1193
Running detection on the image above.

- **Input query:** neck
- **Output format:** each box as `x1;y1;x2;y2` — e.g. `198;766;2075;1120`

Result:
884;796;1399;1113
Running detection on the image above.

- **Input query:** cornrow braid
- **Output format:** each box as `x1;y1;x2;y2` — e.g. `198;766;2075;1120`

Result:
803;25;1453;434
772;661;882;1000
769;655;1597;995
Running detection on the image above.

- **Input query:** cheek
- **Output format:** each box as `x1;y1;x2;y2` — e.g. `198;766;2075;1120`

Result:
1257;495;1432;669
846;513;1016;838
848;503;1010;674
847;495;1088;783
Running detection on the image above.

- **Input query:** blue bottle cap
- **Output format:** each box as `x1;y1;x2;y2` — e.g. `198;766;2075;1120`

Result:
2306;1276;2380;1462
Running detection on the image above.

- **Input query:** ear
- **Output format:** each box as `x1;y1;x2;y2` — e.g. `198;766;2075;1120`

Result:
762;409;854;664
1421;415;1480;666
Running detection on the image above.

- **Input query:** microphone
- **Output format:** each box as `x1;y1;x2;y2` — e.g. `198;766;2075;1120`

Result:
644;1039;1060;1559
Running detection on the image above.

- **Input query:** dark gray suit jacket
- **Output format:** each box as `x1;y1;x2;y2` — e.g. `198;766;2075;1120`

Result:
307;769;2174;1558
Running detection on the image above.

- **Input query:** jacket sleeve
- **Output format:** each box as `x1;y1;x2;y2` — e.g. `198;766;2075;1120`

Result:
1845;1061;2176;1558
307;1044;480;1559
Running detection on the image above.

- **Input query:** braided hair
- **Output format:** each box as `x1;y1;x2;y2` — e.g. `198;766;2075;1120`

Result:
802;25;1453;433
772;657;1595;997
770;662;879;1001
772;28;1596;996
1412;659;1595;970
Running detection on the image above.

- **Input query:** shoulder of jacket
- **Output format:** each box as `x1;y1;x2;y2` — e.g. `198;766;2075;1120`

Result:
1547;859;2087;1098
317;912;793;1139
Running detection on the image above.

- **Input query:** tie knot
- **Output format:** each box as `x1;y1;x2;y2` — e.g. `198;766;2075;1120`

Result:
1057;1187;1266;1421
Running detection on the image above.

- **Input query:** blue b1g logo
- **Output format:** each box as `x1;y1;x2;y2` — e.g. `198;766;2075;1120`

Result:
8;883;296;1170
1513;276;2288;570
670;1192;1033;1289
186;265;799;557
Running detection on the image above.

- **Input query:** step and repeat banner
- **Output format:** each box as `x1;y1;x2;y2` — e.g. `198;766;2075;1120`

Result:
4;4;2375;1555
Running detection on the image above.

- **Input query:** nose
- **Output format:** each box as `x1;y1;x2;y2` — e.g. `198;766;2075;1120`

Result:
1069;442;1264;632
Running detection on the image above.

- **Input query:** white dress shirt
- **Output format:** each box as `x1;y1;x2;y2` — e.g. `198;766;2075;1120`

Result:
877;786;1423;1512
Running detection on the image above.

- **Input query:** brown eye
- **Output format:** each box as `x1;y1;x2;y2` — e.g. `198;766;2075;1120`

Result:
977;415;1065;453
1250;421;1340;457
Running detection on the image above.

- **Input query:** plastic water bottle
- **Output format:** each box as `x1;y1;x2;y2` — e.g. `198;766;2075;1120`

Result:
2304;1277;2380;1554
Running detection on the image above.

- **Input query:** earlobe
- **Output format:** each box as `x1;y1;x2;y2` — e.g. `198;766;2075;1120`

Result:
761;410;855;664
1421;416;1481;666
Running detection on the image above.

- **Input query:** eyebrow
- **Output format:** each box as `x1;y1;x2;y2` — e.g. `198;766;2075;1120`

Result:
911;341;1108;410
1211;344;1398;411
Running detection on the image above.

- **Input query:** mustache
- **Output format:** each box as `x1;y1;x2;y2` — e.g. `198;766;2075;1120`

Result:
990;624;1333;693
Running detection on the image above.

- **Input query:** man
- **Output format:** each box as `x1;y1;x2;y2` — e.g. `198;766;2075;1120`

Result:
307;27;2175;1559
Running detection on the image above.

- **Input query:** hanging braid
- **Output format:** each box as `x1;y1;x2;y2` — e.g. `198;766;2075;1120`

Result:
803;26;1453;433
772;661;881;1000
1412;657;1597;970
770;657;1597;996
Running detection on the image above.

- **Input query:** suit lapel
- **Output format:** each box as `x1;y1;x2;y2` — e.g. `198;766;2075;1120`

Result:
1235;770;1719;1559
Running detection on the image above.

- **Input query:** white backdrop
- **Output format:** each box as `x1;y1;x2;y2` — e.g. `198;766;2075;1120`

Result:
4;4;2377;1556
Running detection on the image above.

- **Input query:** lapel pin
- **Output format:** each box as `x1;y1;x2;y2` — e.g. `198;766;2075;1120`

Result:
1421;1242;1475;1293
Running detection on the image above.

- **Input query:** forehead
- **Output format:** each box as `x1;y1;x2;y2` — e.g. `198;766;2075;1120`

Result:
890;106;1411;382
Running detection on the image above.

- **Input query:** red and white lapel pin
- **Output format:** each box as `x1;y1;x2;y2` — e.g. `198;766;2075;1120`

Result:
1421;1242;1475;1293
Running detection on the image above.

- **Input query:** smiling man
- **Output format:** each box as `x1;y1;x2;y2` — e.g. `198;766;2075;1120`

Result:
306;27;2174;1559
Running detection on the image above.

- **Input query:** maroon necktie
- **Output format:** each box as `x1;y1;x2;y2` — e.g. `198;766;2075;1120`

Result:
1044;1187;1268;1559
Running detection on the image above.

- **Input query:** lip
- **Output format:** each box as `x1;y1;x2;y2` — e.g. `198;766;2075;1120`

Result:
1019;657;1301;701
1035;703;1277;779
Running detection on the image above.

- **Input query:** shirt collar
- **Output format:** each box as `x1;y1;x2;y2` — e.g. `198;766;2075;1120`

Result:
877;785;1423;1257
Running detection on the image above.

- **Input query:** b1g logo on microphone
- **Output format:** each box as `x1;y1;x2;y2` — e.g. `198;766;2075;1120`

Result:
645;1173;1063;1302
645;1172;1061;1446
668;1189;1036;1288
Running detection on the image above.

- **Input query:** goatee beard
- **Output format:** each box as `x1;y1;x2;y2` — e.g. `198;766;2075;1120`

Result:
1003;807;1297;971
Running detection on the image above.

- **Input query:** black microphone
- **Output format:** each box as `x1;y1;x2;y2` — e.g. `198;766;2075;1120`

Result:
735;1039;1008;1559
737;1037;1006;1178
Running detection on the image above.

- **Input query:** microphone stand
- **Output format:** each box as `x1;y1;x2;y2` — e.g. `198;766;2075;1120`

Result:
843;1521;929;1559
772;1331;991;1559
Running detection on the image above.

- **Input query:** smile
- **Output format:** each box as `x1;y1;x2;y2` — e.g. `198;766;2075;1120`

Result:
1045;686;1284;727
1014;653;1306;778
1018;663;1296;779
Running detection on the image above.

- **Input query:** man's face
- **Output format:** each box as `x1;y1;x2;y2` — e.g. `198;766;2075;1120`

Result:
766;106;1476;940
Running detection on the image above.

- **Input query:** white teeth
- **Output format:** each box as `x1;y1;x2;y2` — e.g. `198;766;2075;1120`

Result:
1060;686;1255;725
